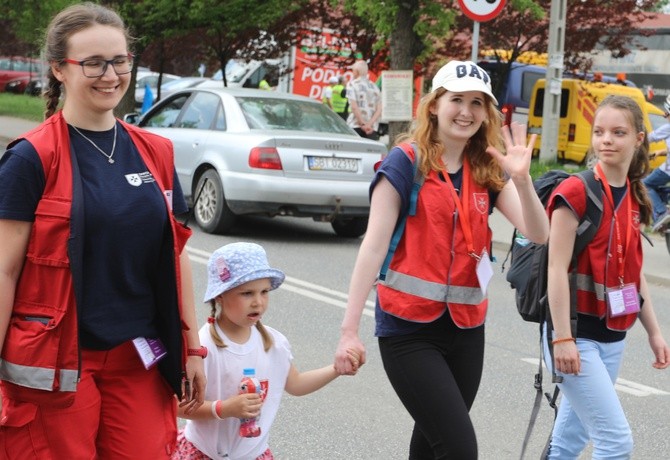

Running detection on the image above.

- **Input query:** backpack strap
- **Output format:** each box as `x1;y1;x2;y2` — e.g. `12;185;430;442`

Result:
379;142;424;281
547;169;603;382
565;169;603;343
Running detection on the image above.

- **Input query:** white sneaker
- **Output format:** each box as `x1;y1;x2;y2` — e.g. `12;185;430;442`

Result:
651;212;670;232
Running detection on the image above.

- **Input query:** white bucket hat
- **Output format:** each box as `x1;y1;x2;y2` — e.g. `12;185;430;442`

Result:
203;242;285;302
431;60;498;105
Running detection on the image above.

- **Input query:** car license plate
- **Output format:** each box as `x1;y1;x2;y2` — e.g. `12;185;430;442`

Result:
307;156;358;172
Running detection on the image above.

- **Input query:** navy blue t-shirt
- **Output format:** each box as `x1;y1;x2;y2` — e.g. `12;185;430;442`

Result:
0;122;188;349
372;146;499;337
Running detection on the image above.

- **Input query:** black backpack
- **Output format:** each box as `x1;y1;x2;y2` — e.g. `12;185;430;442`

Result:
504;169;603;325
502;169;603;460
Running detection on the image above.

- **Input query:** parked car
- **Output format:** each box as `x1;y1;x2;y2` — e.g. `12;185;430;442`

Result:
124;87;386;237
0;56;45;93
134;70;179;106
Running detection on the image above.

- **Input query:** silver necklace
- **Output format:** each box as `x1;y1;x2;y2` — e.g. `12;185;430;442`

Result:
72;123;117;164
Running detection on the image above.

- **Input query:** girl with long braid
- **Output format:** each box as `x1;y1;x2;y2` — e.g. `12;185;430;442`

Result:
0;3;205;457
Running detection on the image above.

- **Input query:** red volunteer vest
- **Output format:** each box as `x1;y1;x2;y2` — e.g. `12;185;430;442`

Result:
377;151;492;328
549;176;642;331
0;112;192;409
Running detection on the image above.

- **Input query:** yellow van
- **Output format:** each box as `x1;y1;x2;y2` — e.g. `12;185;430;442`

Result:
527;78;666;167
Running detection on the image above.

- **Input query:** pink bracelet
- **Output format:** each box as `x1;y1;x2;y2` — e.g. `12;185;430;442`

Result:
211;400;223;420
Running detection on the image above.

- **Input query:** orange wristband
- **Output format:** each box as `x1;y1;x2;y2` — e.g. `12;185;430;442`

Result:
552;337;576;345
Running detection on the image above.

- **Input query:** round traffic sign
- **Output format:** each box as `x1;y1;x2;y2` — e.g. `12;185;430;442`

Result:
457;0;506;22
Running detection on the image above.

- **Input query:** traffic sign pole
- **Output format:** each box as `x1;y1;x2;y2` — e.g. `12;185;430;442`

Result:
457;0;506;61
471;21;480;62
539;0;567;162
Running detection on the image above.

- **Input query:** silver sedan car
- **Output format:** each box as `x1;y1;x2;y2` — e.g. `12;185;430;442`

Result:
129;87;387;237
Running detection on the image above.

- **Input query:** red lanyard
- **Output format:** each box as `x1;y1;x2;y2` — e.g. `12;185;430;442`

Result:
595;163;631;286
441;159;479;259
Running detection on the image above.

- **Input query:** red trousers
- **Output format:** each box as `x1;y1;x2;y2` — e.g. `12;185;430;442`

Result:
0;341;177;459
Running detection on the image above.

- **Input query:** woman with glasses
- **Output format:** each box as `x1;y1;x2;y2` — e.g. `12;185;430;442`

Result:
0;3;205;458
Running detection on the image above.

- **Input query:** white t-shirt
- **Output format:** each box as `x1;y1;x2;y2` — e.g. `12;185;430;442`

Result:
346;76;381;130
184;323;293;460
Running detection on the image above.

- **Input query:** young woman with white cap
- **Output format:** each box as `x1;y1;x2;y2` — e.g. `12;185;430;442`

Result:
174;242;360;460
334;60;550;458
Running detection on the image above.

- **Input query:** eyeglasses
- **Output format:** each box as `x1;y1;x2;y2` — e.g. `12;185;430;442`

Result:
62;54;134;78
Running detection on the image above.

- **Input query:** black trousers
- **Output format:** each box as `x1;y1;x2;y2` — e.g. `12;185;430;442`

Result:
378;313;484;459
353;127;380;140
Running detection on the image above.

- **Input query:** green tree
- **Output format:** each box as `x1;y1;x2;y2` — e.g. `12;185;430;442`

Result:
0;0;77;55
187;0;308;87
103;0;194;115
341;0;459;141
441;0;663;104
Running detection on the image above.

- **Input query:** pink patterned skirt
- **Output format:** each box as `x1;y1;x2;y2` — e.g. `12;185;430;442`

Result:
172;430;273;460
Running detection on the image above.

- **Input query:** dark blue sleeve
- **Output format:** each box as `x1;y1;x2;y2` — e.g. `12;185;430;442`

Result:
172;168;188;216
370;146;413;211
0;139;45;221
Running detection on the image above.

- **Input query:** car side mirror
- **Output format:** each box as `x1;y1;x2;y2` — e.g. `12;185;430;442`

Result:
123;113;140;125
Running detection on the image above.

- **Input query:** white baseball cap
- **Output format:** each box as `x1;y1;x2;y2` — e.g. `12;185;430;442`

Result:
431;60;497;105
329;76;339;84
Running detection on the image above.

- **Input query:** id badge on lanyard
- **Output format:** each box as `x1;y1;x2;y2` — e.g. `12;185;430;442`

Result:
606;283;640;317
596;164;639;318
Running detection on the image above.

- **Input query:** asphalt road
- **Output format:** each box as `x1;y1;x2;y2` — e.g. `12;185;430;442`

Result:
1;134;668;459
183;216;669;460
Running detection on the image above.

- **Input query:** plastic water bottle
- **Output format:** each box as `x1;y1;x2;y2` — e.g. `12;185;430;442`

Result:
514;230;530;247
238;368;261;438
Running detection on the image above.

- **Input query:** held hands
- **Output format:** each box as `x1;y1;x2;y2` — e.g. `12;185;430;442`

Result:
179;356;207;414
334;333;366;376
486;122;537;181
361;122;375;135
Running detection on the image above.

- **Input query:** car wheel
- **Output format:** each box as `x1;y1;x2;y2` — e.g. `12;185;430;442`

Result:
193;169;236;234
331;216;368;238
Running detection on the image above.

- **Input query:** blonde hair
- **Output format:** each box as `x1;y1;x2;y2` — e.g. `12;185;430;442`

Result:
589;95;652;224
396;88;506;191
42;2;132;119
207;300;273;352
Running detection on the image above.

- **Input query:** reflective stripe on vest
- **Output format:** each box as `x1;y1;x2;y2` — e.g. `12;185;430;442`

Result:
575;273;605;301
384;269;485;305
0;359;78;392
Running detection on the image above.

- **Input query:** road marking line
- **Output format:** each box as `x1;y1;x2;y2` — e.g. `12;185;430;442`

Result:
187;247;375;316
521;358;669;397
280;283;374;318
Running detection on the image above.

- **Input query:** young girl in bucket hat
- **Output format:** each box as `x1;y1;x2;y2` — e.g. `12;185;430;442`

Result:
173;242;360;460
